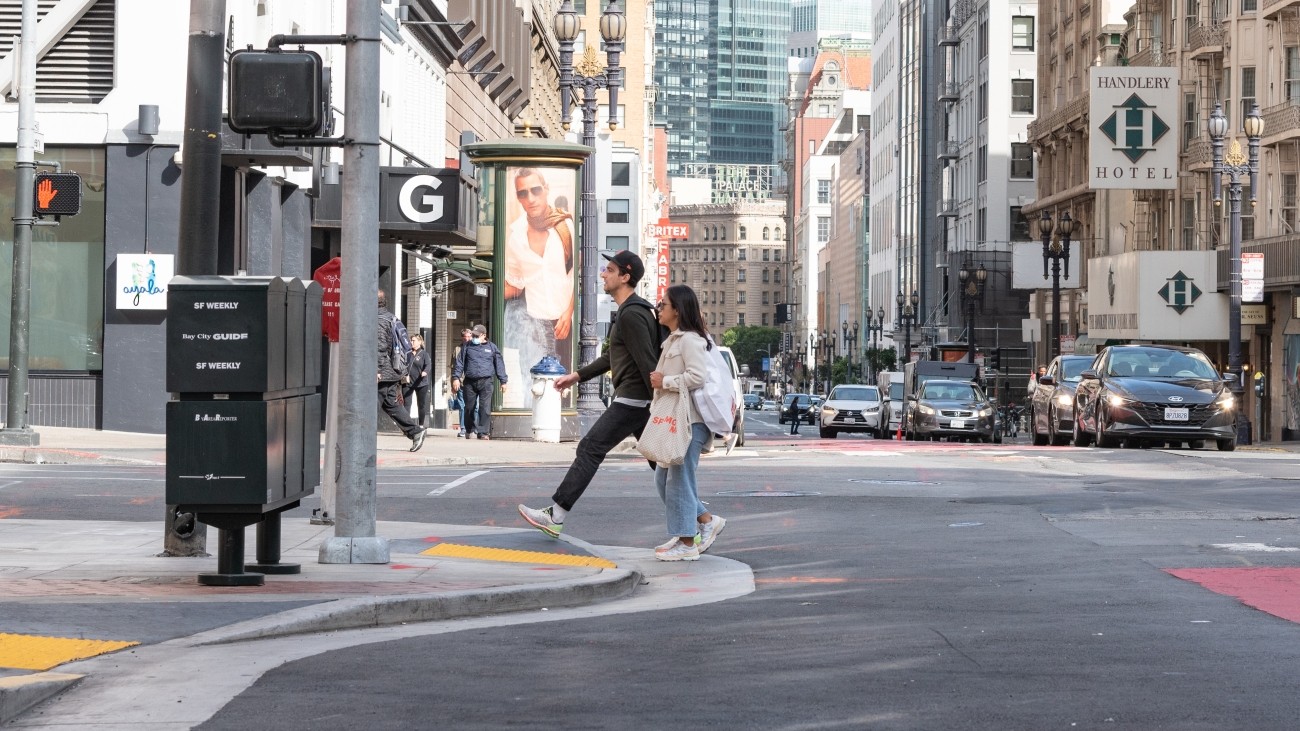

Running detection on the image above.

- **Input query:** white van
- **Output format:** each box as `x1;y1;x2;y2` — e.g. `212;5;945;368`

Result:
715;345;745;447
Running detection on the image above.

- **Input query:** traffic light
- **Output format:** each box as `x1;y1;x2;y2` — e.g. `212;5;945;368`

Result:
775;303;789;324
989;347;1001;371
228;49;328;136
34;172;82;216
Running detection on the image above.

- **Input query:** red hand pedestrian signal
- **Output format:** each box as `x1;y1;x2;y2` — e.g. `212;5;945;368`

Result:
33;173;82;216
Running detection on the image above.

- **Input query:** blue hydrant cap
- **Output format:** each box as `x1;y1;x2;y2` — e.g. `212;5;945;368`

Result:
530;355;568;376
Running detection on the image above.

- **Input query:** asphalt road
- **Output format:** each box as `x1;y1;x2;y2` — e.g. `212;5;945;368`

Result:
9;410;1300;729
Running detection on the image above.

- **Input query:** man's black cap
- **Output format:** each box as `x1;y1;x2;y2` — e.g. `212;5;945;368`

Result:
602;249;645;285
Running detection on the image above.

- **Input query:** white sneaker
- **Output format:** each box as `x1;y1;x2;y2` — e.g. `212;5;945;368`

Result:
656;533;699;552
655;539;700;561
697;515;727;553
517;504;563;538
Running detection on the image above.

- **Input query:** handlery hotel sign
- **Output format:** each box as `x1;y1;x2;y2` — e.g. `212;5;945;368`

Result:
1089;68;1178;190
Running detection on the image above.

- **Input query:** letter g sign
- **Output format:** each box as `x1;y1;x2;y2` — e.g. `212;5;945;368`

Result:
398;175;444;223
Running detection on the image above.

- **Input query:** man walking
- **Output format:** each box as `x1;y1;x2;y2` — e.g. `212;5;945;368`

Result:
449;328;471;437
378;290;425;451
518;250;660;537
452;324;508;440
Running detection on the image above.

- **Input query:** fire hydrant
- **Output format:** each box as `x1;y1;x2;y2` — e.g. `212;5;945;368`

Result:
530;355;568;443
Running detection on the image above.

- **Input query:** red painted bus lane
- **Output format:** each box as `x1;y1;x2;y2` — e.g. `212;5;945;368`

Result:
1167;568;1300;624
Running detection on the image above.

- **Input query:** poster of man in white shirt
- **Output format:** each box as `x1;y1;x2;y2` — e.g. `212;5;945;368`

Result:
503;165;577;409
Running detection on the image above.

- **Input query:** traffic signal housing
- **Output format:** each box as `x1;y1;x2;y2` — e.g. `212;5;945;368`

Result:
228;49;328;136
989;347;1002;372
34;172;82;216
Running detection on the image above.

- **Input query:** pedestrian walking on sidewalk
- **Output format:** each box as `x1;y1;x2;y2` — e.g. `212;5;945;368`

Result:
403;334;431;427
646;284;726;561
518;250;663;537
378;290;426;451
452;324;508;439
449;328;471;436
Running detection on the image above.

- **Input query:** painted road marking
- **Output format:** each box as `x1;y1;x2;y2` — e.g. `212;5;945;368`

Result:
0;633;138;671
421;543;617;569
1211;542;1300;553
0;481;18;491
427;469;489;496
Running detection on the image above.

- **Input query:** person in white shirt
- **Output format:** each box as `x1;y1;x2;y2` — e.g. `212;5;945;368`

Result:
503;168;575;408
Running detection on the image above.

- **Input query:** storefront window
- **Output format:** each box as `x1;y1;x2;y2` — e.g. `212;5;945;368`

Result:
0;147;105;371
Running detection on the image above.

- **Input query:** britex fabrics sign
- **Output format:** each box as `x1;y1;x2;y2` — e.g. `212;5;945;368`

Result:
1089;68;1178;190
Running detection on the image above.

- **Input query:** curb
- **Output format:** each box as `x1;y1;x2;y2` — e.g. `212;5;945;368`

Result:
189;567;643;645
0;447;164;467
0;673;85;726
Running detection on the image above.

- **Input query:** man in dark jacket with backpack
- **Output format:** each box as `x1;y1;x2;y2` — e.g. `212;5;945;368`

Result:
378;290;426;451
518;250;661;537
451;324;508;439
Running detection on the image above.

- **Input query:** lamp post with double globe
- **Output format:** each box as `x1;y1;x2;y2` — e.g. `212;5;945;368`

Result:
1038;210;1074;359
1208;101;1264;446
553;0;626;426
896;290;918;364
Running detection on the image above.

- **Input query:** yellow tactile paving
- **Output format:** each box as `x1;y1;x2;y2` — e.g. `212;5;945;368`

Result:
420;543;617;569
0;633;138;671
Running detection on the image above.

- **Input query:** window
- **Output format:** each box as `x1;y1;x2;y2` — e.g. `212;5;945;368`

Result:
720;226;726;240
979;18;988;59
1241;67;1256;129
762;313;769;326
1242;0;1257;9
1011;79;1034;113
775;227;782;240
606;199;629;223
1009;206;1031;241
817;216;831;242
1284;174;1298;233
739;225;747;240
720;270;725;283
1012;16;1034;49
737;290;747;304
606;235;629;250
703;227;710;241
610;161;630;186
762;269;770;283
762;227;770;240
774;249;781;261
0;147;105;371
762;249;770;261
762;291;770;305
1183;93;1197;150
977;207;987;243
737;313;745;326
978;144;988;183
738;268;747;282
978;82;988;120
1182;198;1196;248
817;179;831;204
773;269;781;284
1010;143;1033;179
738;248;747;260
1288;47;1300;103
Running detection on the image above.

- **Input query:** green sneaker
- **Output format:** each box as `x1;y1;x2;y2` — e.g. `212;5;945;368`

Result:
518;504;564;538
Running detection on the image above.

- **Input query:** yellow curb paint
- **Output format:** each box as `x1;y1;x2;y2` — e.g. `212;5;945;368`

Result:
0;634;139;671
420;543;617;569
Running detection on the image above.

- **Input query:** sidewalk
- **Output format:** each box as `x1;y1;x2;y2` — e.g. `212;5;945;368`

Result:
0;424;640;725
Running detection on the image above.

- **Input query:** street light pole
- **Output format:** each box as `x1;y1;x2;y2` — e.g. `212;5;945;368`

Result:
842;320;859;383
897;290;918;364
554;0;625;431
958;262;988;364
1209;101;1263;446
1039;210;1073;359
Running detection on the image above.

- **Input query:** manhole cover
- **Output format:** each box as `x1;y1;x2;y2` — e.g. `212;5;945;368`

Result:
848;479;939;486
715;490;821;497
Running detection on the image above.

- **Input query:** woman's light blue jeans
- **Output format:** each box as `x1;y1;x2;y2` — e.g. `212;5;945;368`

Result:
655;422;711;539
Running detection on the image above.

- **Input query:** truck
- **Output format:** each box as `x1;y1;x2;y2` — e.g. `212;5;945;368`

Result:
900;360;982;439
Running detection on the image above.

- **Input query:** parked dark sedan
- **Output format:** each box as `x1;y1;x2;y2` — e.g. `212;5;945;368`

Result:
1030;354;1096;446
905;379;996;442
1072;344;1237;451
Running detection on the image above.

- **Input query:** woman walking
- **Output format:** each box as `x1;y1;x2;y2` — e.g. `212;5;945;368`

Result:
648;285;726;562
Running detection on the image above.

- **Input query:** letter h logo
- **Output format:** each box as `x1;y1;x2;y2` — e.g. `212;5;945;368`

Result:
1099;93;1170;163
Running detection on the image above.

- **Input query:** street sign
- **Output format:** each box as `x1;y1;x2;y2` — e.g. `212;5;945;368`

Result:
762;357;770;372
1060;334;1077;354
1242;252;1264;303
33;172;81;216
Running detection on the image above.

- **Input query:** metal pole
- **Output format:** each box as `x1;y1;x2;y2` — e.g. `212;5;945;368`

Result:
0;0;39;448
161;0;226;556
576;81;603;428
1051;256;1062;360
1228;174;1248;445
320;0;389;564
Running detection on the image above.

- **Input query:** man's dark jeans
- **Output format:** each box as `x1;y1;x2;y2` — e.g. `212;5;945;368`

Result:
379;380;422;438
552;401;651;511
463;377;495;436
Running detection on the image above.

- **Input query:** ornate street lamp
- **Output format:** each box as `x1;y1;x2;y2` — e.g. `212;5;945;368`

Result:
1040;210;1073;359
795;343;808;393
896;290;918;364
842;320;859;383
821;330;836;393
958;261;989;364
1209;101;1264;446
554;0;626;426
866;307;885;382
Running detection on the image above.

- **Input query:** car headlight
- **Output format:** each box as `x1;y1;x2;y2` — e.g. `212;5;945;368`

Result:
917;404;936;415
1217;394;1235;410
1057;393;1073;407
823;406;838;416
1107;394;1129;408
865;406;880;413
978;406;994;416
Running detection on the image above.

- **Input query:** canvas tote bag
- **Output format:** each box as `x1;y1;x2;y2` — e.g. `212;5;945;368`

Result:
637;388;694;466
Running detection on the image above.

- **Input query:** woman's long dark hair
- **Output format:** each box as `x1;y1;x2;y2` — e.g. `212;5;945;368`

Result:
665;284;713;350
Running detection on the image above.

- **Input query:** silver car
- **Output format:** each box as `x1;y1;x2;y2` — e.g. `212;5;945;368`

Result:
819;384;883;438
906;379;996;442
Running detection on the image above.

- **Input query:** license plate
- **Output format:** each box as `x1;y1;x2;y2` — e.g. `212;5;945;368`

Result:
1164;407;1189;422
951;419;966;429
